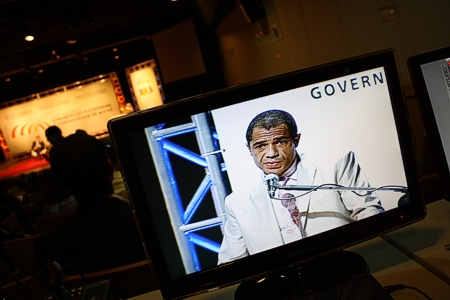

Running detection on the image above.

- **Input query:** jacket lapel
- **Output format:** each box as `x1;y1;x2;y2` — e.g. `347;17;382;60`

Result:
249;181;283;240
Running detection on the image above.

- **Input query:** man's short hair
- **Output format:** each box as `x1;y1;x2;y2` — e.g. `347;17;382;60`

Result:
50;133;111;199
246;110;298;143
45;126;62;137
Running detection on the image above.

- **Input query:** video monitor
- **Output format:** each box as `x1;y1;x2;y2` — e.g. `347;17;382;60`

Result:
108;49;425;299
408;46;450;202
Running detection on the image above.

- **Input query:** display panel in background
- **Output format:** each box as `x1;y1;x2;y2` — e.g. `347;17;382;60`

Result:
0;73;123;157
418;58;450;169
408;45;450;202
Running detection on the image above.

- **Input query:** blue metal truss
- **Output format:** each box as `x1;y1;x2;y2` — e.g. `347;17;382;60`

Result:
145;112;229;274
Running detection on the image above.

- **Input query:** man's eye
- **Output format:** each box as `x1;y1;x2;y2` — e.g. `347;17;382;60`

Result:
254;144;266;150
278;140;288;145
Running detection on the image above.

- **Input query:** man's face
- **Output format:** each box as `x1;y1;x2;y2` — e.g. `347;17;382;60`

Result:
46;134;55;145
247;124;300;176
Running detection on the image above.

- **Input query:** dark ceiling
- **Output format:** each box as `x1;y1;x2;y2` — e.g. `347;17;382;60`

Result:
0;0;242;103
0;0;237;78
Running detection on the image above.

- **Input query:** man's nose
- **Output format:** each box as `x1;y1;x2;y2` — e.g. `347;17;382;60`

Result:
267;144;278;157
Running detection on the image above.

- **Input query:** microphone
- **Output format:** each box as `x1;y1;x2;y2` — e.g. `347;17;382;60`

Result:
265;174;279;198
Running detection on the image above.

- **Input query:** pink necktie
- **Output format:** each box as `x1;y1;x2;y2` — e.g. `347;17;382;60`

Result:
281;193;305;237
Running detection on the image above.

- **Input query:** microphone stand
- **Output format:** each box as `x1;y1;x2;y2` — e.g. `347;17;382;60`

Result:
279;184;408;193
267;179;408;199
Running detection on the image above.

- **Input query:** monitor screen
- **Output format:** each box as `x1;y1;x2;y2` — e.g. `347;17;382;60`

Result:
108;49;425;299
408;46;450;202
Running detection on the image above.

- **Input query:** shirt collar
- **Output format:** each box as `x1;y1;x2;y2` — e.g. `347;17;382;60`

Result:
282;153;300;179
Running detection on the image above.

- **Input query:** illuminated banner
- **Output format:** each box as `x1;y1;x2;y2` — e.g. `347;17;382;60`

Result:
125;60;164;110
0;78;121;155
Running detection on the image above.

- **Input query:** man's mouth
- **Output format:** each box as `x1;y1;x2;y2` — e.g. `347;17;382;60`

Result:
264;161;282;168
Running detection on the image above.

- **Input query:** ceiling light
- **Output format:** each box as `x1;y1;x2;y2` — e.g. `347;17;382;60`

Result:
24;35;34;41
67;39;77;44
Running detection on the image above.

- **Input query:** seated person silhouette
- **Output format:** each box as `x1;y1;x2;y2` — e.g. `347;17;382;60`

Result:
43;125;64;162
34;133;147;274
31;135;47;160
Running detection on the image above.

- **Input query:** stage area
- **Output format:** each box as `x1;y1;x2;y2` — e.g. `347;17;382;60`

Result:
0;157;50;179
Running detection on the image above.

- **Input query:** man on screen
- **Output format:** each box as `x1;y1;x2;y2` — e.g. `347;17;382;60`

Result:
218;109;384;264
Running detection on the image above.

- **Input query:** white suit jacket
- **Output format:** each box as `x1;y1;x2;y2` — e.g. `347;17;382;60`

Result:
217;151;384;264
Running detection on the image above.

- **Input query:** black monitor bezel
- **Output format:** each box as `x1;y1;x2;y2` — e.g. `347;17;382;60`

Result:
108;49;426;299
407;46;450;202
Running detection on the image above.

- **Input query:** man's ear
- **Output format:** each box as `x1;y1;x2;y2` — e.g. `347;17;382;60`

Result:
293;133;301;147
246;143;253;156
